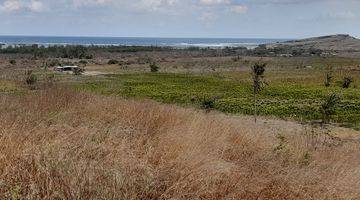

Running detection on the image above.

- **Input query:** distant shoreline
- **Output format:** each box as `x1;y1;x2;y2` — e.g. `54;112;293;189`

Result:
0;36;289;49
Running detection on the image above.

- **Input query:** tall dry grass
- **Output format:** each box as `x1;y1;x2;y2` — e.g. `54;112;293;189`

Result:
0;88;359;199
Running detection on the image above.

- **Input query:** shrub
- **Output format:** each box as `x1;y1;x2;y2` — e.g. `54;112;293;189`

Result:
25;70;37;86
150;63;159;72
118;60;126;66
201;98;215;111
9;59;16;65
321;93;341;124
85;55;93;59
108;59;119;65
137;57;153;64
342;77;353;89
47;59;61;67
324;72;332;87
79;60;88;65
73;67;84;76
232;56;241;62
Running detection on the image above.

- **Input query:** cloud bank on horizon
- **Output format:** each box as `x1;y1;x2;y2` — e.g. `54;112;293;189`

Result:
0;0;360;38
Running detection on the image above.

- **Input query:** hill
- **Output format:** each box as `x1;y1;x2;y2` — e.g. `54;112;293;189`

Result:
266;34;360;52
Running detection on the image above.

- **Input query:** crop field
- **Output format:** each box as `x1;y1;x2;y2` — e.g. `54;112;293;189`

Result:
76;69;360;129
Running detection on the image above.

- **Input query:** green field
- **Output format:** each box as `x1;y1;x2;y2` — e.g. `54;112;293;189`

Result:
75;70;360;129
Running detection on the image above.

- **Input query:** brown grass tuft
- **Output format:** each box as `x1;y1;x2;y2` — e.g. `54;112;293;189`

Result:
0;88;359;199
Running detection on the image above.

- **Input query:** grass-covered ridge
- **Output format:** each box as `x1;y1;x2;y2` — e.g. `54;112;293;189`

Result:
76;72;360;129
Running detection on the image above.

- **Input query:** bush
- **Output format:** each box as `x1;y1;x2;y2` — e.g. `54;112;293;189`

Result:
321;93;341;124
9;60;16;65
201;98;215;111
324;72;332;87
73;67;84;76
79;60;88;65
25;70;37;86
342;77;353;89
118;60;126;66
47;59;61;67
108;59;119;65
85;55;93;59
150;63;159;72
137;57;153;64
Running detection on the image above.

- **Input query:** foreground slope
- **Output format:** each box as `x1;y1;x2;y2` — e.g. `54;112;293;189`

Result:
1;88;360;199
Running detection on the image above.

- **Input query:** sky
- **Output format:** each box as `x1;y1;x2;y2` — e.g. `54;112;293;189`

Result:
0;0;360;38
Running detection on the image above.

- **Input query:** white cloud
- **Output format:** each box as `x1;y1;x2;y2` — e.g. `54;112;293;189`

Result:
229;5;248;14
72;0;113;7
198;11;218;27
134;0;179;12
0;0;49;13
29;0;47;12
199;0;230;6
0;0;23;13
199;11;217;21
328;11;357;20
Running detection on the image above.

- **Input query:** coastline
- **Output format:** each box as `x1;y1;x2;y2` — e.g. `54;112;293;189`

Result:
0;36;288;49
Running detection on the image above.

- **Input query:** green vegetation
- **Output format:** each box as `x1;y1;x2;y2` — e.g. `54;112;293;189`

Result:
72;67;84;76
0;43;333;59
108;59;119;65
76;72;360;129
321;93;342;124
9;59;16;65
150;62;159;72
0;80;18;93
25;70;37;86
252;62;267;122
342;77;353;88
324;72;333;87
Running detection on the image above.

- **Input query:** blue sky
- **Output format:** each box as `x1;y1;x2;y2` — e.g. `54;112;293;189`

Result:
0;0;360;38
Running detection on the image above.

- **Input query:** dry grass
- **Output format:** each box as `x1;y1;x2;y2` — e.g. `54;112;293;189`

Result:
0;88;360;199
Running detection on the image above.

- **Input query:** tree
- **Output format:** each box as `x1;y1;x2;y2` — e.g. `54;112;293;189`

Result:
252;62;266;123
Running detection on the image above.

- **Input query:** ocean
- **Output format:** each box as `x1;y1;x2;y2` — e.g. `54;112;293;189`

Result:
0;36;289;49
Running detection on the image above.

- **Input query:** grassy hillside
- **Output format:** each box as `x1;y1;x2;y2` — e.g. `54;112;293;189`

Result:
1;88;360;199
